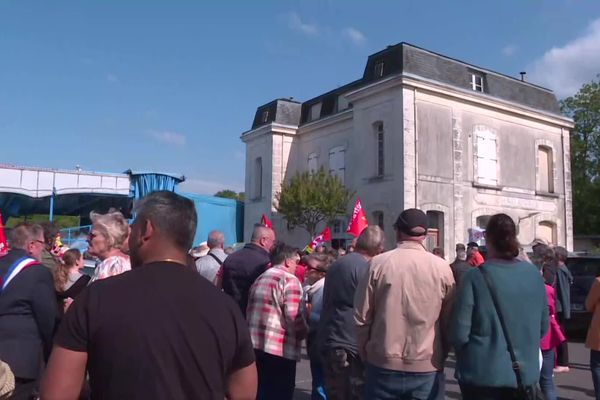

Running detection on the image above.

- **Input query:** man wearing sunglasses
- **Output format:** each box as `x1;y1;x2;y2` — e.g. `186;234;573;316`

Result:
0;222;59;399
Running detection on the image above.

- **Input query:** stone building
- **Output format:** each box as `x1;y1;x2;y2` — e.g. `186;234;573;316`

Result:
241;42;574;254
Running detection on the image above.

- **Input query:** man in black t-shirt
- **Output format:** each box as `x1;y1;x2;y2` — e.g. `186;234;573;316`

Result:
41;191;257;400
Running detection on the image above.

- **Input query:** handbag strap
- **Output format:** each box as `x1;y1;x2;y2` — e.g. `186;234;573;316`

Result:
208;253;224;266
478;267;525;389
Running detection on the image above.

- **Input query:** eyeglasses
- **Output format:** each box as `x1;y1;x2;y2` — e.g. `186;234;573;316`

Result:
88;232;99;240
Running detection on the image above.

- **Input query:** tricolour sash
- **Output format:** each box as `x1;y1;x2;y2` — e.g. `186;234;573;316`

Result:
0;257;39;293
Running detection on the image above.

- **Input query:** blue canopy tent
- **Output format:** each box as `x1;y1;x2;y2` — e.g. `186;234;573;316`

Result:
180;193;244;247
0;165;244;249
126;170;185;199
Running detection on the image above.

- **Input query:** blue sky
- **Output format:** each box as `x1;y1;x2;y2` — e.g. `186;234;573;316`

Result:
2;0;600;194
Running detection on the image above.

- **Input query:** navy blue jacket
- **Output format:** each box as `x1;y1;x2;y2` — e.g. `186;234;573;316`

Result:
222;243;270;317
317;252;369;355
0;249;59;379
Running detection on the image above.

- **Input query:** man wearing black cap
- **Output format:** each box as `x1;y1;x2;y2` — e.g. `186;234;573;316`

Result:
354;208;455;399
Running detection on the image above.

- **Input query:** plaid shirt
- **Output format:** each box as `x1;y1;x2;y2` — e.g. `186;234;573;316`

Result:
247;265;307;360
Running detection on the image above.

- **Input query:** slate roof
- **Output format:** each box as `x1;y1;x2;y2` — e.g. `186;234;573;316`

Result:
249;42;562;130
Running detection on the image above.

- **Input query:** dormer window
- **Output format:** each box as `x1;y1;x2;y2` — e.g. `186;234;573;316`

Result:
374;61;385;78
337;95;349;111
261;110;270;123
309;103;322;122
471;73;484;92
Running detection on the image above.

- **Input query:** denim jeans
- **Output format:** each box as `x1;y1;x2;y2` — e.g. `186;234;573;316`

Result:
364;364;440;400
307;334;327;400
591;350;600;400
540;349;557;400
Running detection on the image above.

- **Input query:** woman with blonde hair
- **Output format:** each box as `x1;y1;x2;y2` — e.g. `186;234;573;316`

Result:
54;248;90;295
87;210;131;282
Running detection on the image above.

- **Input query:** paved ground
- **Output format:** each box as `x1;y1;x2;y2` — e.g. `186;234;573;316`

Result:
294;338;596;399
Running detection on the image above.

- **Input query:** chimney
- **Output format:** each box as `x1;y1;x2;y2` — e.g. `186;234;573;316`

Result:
519;71;526;82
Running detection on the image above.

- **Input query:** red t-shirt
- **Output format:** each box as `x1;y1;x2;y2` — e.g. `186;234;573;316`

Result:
294;264;306;284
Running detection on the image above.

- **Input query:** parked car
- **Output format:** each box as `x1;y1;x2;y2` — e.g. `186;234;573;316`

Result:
566;254;600;332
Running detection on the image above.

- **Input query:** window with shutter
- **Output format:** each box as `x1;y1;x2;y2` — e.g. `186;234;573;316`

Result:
475;130;498;186
328;146;345;184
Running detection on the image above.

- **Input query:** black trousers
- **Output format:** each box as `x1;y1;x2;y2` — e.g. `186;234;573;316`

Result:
11;378;37;400
459;383;520;400
255;350;296;400
556;312;570;366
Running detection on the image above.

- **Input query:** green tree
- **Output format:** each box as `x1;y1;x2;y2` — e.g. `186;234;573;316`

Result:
275;168;353;238
6;214;80;229
561;76;600;234
214;189;244;202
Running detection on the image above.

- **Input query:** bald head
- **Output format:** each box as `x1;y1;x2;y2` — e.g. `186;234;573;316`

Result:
251;224;276;252
207;230;225;249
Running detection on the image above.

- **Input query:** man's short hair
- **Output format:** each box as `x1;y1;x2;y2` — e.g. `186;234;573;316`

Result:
206;230;225;249
455;243;466;252
554;246;568;263
133;191;197;251
9;223;44;250
355;226;385;256
251;224;272;243
270;242;297;266
467;242;479;249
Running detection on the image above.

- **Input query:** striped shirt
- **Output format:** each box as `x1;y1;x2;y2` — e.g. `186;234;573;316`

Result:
247;265;307;360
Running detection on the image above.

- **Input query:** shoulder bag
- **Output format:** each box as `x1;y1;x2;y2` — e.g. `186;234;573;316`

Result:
479;267;544;400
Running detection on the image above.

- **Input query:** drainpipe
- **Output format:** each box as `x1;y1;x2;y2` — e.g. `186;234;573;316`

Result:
414;88;419;207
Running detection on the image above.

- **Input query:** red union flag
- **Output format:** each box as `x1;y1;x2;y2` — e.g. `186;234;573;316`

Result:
260;214;273;229
0;212;7;256
304;227;331;254
346;198;368;237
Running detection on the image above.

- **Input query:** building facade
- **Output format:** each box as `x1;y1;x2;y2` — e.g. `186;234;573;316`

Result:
241;43;574;254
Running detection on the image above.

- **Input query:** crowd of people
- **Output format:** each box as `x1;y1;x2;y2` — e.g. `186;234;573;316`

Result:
0;190;598;399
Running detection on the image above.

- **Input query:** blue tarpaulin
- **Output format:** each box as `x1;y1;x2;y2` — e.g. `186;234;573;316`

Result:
180;193;244;246
126;170;185;199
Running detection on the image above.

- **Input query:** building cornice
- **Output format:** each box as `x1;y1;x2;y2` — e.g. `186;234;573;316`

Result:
241;123;299;142
298;108;353;135
345;73;574;129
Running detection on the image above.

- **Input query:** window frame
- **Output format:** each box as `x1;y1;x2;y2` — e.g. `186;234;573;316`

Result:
426;210;444;252
374;61;385;78
254;157;263;200
261;110;269;124
328;146;346;184
537;220;557;245
373;210;384;230
375;122;385;177
307;152;318;173
537;145;555;194
474;128;499;187
309;102;322;122
471;73;484;92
